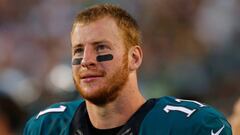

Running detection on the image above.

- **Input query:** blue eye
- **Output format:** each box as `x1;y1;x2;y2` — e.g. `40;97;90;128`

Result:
74;48;84;55
96;45;107;51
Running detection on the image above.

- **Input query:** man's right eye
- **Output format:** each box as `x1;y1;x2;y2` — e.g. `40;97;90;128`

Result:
74;48;84;55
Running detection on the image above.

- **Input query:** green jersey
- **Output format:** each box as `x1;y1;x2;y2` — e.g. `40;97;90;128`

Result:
24;96;232;135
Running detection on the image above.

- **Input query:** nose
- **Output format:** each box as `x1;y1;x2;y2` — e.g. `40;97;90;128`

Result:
81;45;97;68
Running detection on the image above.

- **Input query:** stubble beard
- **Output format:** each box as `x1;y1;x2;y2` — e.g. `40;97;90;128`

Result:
73;55;129;106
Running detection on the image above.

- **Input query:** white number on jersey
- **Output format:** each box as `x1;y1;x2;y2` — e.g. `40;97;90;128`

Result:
36;105;66;119
163;98;205;117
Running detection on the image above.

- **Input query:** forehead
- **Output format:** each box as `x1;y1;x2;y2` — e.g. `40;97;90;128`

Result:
71;17;123;47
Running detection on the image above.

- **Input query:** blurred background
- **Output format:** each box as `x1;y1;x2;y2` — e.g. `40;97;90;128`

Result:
0;0;239;134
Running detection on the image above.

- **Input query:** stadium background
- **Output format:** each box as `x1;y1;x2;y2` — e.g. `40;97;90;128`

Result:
0;0;239;134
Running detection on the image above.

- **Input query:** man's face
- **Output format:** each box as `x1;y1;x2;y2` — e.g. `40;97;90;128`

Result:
71;17;129;105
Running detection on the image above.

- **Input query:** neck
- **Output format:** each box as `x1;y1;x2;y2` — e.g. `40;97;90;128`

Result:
86;74;145;129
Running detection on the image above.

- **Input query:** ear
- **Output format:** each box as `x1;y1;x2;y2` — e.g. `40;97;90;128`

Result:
128;46;143;71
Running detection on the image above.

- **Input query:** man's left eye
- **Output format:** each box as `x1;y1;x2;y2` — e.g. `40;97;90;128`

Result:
96;45;108;51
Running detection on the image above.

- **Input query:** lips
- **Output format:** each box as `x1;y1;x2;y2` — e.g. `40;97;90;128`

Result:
81;74;103;79
80;72;103;78
80;72;104;82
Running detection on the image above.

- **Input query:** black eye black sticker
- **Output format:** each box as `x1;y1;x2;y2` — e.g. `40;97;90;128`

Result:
72;54;113;65
72;58;82;65
97;54;113;62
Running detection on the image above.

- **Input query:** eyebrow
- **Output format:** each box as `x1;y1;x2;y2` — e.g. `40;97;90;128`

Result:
73;43;84;50
72;40;111;49
92;41;109;45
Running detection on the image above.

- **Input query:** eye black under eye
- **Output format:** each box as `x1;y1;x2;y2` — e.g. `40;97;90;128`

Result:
72;58;82;65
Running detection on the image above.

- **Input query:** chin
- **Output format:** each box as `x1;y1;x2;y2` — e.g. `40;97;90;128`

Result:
78;85;119;106
81;88;103;99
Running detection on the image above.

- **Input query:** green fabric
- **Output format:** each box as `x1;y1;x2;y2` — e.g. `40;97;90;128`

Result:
139;96;232;135
24;99;83;135
23;96;232;135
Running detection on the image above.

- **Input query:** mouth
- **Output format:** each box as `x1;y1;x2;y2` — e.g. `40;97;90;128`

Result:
80;74;104;83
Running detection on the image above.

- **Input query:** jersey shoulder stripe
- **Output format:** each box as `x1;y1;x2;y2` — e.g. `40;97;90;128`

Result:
23;99;84;135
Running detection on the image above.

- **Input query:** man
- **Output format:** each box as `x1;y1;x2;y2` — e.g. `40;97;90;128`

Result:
24;4;232;135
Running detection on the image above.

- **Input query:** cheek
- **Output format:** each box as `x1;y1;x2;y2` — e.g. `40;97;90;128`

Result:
103;59;122;74
72;66;80;78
